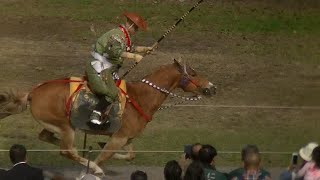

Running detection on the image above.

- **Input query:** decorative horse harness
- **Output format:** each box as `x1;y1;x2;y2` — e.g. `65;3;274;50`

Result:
141;63;203;110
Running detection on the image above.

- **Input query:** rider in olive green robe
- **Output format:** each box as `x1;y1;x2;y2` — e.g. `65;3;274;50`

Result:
86;12;153;127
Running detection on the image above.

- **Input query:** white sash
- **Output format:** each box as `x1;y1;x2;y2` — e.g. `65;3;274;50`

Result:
90;51;113;73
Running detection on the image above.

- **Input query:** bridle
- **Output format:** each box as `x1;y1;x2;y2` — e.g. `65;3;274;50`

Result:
141;63;204;110
179;61;202;89
179;73;201;89
141;78;202;101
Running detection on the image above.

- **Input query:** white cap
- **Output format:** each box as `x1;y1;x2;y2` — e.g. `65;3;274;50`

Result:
299;142;319;161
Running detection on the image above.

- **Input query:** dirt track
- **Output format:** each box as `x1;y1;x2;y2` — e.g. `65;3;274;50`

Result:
0;4;320;178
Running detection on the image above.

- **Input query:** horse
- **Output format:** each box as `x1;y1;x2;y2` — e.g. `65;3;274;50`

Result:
0;59;215;175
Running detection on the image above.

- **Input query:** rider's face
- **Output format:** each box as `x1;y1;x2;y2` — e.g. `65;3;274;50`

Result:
126;21;138;35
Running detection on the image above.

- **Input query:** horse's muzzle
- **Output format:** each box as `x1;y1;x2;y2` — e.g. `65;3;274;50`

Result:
202;86;217;96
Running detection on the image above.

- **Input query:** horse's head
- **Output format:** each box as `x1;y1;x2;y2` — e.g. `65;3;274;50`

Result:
173;58;216;97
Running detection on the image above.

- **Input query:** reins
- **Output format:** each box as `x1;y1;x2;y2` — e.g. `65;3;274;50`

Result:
141;78;202;110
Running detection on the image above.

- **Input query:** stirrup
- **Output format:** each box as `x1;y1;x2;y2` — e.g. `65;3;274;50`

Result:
89;110;102;125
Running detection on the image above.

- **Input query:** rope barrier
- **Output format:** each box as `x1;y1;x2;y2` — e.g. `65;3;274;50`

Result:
163;104;320;110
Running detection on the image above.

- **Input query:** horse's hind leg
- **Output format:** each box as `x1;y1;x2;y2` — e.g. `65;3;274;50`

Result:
38;129;60;146
59;127;104;175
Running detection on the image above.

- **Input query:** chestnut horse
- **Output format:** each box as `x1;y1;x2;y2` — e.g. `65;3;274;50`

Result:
0;59;214;175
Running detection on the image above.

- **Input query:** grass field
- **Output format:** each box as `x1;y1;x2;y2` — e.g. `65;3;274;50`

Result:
0;0;319;171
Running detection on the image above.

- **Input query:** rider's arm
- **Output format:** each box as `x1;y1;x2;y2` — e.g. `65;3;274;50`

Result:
134;46;153;53
121;52;143;62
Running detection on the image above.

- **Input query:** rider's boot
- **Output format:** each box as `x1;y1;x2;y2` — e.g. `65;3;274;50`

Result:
89;110;103;125
88;96;111;127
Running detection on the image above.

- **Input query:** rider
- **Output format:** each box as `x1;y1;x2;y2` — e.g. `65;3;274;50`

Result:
86;12;152;127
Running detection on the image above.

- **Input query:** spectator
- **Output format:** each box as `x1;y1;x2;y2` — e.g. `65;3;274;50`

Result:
228;144;271;180
199;144;226;180
299;142;319;162
179;143;203;173
131;170;148;180
233;151;270;180
191;143;203;161
0;168;6;179
279;142;318;180
184;161;205;180
164;160;182;180
296;145;320;179
4;144;44;180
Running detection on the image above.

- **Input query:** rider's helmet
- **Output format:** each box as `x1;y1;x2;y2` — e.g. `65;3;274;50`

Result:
123;12;147;31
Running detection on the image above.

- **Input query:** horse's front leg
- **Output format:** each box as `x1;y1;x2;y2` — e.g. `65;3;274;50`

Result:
59;127;104;175
94;135;128;168
112;141;135;161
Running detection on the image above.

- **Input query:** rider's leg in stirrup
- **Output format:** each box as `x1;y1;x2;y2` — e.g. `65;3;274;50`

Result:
89;95;111;125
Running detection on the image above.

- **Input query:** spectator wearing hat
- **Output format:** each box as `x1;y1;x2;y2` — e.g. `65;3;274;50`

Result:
279;142;319;180
296;145;320;179
299;142;319;162
228;144;270;180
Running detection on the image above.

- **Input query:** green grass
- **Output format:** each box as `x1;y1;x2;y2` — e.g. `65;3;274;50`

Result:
0;106;319;168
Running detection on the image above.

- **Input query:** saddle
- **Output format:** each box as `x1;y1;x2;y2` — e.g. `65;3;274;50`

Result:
67;77;127;133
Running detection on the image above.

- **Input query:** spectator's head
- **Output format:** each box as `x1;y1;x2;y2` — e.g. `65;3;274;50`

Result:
312;146;320;168
243;152;261;171
299;142;319;162
199;144;217;166
183;161;205;180
241;144;259;161
191;143;202;161
9;144;27;164
131;170;147;180
241;144;261;169
164;160;182;180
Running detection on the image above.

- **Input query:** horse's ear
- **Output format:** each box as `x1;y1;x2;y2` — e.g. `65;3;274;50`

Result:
173;57;183;70
174;57;187;74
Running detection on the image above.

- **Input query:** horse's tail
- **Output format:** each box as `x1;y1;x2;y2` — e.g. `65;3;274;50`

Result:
0;89;30;119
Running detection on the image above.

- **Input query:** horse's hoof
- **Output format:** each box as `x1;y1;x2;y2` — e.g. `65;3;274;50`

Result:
93;167;105;177
94;172;105;178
